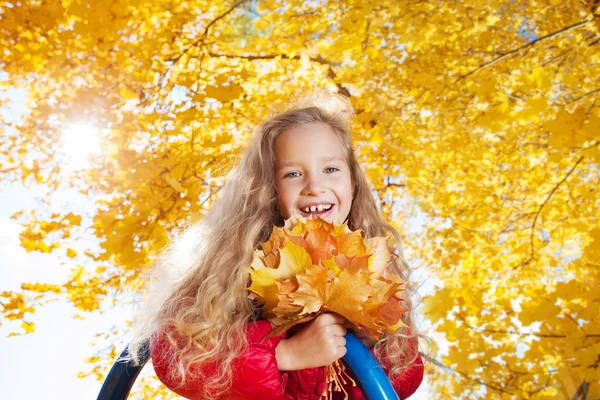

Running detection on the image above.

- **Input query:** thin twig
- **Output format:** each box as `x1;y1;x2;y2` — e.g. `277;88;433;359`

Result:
523;156;584;268
457;19;594;82
424;355;518;397
568;88;600;104
208;52;351;96
159;0;251;91
572;380;589;400
167;0;251;64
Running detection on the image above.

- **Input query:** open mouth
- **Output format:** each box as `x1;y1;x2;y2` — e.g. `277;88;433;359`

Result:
298;204;334;218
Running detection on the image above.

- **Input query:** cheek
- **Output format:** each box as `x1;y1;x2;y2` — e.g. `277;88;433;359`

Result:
331;176;354;214
335;175;354;202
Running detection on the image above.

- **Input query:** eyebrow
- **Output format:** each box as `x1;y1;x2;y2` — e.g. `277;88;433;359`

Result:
276;156;346;169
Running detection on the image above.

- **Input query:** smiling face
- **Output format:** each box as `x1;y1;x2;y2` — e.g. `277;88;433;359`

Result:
274;122;354;224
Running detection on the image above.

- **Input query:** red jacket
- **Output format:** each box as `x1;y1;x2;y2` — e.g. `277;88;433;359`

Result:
150;320;423;399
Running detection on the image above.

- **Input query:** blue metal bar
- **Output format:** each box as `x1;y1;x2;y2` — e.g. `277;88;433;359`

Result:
342;333;400;400
96;342;150;400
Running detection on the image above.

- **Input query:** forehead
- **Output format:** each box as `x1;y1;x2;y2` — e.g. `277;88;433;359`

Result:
274;123;347;166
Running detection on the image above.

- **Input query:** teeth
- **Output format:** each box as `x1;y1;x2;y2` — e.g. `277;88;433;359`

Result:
301;204;333;213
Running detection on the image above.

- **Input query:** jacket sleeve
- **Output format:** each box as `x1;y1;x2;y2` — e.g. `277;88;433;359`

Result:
344;338;424;400
150;320;289;400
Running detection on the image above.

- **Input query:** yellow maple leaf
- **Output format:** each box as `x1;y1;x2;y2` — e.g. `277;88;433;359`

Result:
277;240;312;278
291;266;329;314
364;236;393;278
248;267;281;311
204;84;244;102
322;269;378;330
21;321;35;334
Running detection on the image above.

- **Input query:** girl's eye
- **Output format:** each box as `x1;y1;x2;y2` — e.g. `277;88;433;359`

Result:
324;167;340;173
284;171;300;178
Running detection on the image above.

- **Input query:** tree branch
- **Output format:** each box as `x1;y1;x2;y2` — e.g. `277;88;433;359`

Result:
568;88;600;104
203;0;250;37
522;156;584;269
424;355;518;397
374;182;406;192
472;327;566;338
465;324;600;340
167;0;251;64
208;52;352;97
589;37;600;46
159;0;251;92
572;380;589;400
457;19;594;82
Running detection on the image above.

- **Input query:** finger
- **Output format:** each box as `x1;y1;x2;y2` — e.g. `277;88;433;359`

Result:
335;337;346;348
332;324;347;337
328;335;345;347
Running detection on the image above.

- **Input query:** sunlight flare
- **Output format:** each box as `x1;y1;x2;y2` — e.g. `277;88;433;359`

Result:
60;124;101;170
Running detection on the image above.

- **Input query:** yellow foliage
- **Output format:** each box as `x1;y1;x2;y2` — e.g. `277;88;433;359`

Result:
21;321;35;334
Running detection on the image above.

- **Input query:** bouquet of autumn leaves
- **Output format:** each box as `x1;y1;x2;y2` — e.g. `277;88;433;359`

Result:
248;214;409;398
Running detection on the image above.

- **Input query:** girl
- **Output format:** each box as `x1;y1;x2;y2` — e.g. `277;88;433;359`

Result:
128;92;424;399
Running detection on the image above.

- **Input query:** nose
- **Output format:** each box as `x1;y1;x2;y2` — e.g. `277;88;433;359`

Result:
300;174;326;196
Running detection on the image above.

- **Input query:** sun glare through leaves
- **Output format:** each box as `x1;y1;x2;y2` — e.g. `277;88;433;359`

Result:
60;124;101;170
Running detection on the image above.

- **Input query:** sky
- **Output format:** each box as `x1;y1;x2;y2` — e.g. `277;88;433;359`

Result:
0;183;134;399
0;85;439;400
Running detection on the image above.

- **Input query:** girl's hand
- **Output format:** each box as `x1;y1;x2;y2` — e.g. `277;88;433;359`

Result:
275;313;347;371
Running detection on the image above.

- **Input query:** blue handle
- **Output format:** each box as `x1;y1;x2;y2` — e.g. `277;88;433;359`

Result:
97;344;149;400
342;332;400;400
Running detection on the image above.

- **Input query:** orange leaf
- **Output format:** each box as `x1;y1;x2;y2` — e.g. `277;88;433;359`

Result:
292;267;329;314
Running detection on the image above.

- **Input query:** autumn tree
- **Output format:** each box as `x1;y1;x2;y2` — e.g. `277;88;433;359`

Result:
1;0;599;398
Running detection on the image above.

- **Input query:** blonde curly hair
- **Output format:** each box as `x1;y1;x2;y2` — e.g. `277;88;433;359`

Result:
127;91;422;398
